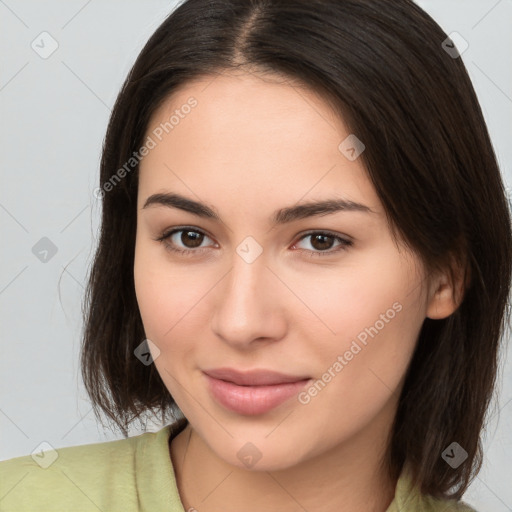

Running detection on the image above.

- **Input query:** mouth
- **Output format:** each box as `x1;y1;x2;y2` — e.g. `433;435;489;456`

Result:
202;368;312;415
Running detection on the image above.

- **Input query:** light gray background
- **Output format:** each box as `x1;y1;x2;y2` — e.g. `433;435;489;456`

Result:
1;1;511;510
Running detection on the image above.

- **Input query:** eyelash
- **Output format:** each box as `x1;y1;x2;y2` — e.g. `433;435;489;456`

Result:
154;226;353;258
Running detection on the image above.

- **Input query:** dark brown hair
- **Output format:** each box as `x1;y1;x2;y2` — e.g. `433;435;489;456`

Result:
80;0;512;501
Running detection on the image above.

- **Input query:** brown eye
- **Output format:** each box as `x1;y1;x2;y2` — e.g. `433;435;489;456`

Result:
293;231;353;257
180;230;204;248
156;227;216;256
310;233;335;251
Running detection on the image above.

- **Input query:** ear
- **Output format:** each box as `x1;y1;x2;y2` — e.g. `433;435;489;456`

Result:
426;257;468;320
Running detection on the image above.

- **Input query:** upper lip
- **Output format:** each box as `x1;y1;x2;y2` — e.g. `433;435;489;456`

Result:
203;368;311;386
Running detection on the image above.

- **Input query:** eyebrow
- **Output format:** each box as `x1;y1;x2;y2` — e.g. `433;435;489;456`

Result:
142;192;372;225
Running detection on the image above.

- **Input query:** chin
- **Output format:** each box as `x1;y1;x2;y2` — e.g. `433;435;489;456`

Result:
205;431;312;472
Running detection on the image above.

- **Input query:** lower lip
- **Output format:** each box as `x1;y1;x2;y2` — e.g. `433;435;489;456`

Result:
204;374;311;415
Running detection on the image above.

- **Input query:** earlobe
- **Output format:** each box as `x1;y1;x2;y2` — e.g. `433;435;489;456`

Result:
426;262;467;320
426;281;459;319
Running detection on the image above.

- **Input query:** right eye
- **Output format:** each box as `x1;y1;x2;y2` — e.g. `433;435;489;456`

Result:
155;227;218;256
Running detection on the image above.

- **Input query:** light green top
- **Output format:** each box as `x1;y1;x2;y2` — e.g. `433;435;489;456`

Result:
0;421;476;511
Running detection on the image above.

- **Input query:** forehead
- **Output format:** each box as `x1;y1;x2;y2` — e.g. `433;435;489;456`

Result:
138;71;381;215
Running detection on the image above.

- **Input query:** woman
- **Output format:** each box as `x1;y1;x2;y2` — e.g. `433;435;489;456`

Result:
1;0;510;511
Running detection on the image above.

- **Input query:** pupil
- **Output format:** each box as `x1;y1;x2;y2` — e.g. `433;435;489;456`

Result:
183;231;203;248
313;234;332;250
178;232;334;251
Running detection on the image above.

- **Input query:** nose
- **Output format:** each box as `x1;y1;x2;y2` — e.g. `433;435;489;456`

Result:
210;249;288;350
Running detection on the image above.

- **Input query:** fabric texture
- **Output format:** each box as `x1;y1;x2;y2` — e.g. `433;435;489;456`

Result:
0;421;477;511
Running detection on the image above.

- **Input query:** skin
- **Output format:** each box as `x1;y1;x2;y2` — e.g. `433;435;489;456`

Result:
133;69;461;512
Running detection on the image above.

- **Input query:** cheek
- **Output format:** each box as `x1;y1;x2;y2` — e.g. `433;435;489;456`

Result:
296;250;425;415
134;240;211;341
133;249;204;401
287;246;422;350
292;246;425;401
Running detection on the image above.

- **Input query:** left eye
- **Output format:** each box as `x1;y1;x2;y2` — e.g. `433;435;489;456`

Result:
155;228;352;257
292;232;352;255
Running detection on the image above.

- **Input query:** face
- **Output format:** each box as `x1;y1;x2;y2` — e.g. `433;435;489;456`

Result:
133;70;434;471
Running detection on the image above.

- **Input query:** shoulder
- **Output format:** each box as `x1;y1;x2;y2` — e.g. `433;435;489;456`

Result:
389;469;479;512
0;424;181;512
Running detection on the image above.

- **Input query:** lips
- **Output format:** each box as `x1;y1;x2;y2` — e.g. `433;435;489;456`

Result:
203;367;310;386
202;367;312;415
